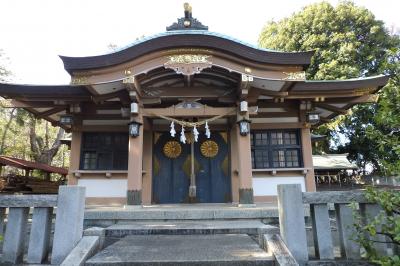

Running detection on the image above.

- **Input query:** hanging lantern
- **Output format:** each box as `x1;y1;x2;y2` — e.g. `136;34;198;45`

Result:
128;121;142;137
237;118;251;136
306;112;320;124
60;114;73;126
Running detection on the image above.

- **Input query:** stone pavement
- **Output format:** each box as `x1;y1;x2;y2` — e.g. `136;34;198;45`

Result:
86;234;274;266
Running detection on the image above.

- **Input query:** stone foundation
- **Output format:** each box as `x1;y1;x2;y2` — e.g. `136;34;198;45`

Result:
239;188;254;204
127;190;142;205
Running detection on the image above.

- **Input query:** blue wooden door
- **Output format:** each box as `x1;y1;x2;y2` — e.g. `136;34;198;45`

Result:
195;132;231;203
152;132;190;204
152;131;231;204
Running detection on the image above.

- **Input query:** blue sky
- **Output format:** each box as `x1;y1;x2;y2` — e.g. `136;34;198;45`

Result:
0;0;398;84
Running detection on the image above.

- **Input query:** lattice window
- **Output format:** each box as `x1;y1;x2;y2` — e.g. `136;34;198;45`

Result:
251;130;302;169
80;132;129;170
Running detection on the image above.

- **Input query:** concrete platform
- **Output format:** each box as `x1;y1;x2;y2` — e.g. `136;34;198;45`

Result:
86;234;274;265
105;220;279;237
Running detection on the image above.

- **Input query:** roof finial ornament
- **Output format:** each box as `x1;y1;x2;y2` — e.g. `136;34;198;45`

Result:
166;3;208;31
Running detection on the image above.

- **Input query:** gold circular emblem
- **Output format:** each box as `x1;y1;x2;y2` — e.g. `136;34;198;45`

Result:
200;140;219;158
163;141;182;159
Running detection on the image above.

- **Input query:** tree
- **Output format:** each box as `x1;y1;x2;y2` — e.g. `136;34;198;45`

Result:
351;187;400;265
258;1;400;174
0;49;69;174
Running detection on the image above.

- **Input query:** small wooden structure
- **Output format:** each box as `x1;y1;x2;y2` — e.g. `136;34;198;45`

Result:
0;156;67;193
312;154;358;189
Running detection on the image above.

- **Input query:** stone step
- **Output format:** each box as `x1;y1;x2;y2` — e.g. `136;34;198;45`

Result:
84;204;279;227
104;220;279;238
86;234;274;266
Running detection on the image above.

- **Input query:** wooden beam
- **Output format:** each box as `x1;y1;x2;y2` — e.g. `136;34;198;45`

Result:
250;111;299;118
123;76;143;97
323;94;379;104
141;86;233;98
238;74;253;100
142;106;236;117
92;90;130;105
84;85;100;95
280;81;295;92
75;114;126;120
314;103;348;115
252;87;289;97
37;107;66;118
287;91;370;99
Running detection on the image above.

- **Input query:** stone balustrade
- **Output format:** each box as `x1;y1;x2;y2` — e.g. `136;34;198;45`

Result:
0;186;86;264
277;184;389;265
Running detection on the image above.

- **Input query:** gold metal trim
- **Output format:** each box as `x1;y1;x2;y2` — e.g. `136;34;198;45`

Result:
164;54;212;76
283;71;306;81
200;140;219;158
163;140;182;159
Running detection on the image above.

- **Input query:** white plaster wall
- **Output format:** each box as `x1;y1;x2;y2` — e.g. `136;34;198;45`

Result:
252;176;305;196
77;179;127;197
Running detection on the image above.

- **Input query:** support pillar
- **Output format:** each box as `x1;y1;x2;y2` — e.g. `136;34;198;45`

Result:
301;127;316;191
142;120;153;205
235;121;254;205
67;131;82;185
127;113;144;205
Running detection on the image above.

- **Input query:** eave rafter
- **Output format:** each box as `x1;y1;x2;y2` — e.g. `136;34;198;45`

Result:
37;106;66;119
92;90;130;105
314;103;348;115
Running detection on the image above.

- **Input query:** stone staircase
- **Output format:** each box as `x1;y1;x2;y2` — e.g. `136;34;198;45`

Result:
83;205;283;265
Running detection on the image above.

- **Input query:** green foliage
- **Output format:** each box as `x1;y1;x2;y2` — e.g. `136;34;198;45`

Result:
351;187;400;265
0;51;69;178
259;1;400;174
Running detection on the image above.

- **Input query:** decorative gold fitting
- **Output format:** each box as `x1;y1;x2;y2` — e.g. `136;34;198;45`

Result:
184;3;190;11
283;71;306;81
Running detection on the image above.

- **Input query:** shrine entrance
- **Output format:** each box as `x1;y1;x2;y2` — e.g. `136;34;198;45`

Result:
152;131;231;204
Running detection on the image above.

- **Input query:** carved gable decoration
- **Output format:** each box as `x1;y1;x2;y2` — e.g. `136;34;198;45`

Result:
166;3;208;31
164;54;212;76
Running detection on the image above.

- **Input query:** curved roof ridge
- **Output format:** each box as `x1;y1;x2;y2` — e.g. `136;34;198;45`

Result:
110;30;300;55
59;30;315;73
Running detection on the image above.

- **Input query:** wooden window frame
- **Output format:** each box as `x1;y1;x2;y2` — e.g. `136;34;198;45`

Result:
251;129;303;169
80;132;129;170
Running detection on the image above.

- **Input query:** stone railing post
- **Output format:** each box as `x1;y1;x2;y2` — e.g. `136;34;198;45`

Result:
2;207;29;264
277;184;308;264
27;207;53;263
51;186;86;264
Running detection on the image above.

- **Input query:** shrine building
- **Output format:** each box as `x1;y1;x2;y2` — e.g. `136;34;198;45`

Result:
0;4;389;205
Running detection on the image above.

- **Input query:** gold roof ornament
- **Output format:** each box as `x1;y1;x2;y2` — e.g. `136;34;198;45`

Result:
283;71;306;81
164;54;212;76
184;3;191;12
166;2;208;31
